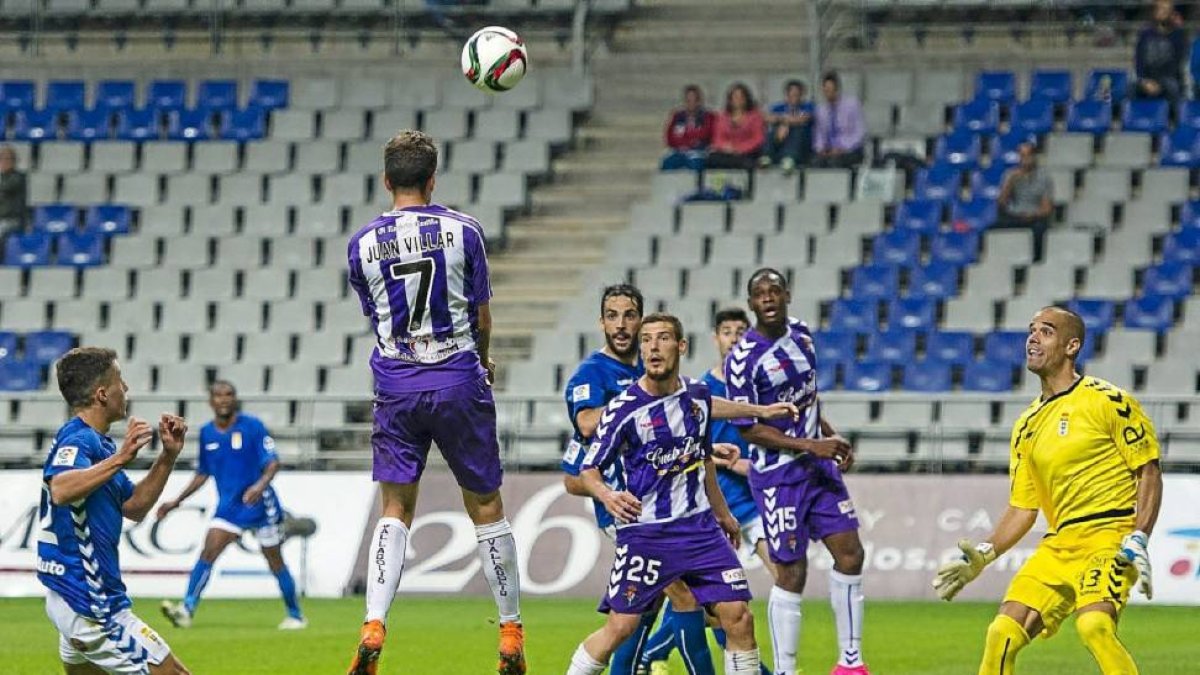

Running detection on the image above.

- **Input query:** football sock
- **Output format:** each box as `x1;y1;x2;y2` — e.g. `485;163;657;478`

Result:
639;601;678;664
767;586;803;675
725;649;762;675
364;517;407;625
567;643;607;675
183;559;213;616
611;608;657;675
1076;611;1138;674
475;518;522;623
675;609;715;675
830;570;865;668
714;628;771;674
978;614;1029;675
273;565;302;619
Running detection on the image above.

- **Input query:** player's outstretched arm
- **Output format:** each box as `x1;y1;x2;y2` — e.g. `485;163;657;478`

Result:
738;423;850;463
156;472;209;520
933;505;1036;601
123;415;188;523
711;395;798;422
49;417;153;506
1120;459;1163;599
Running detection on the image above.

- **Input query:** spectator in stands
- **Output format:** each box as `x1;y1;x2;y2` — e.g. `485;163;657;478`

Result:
761;80;813;175
813;71;866;169
1134;0;1186;103
995;142;1054;262
0;145;27;238
705;83;765;171
661;85;715;171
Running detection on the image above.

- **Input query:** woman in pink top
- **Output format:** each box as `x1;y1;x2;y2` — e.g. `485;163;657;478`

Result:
706;83;766;170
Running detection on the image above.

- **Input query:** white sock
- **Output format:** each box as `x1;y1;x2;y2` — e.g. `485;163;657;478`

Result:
476;518;522;623
830;570;865;668
725;649;762;675
364;517;407;624
566;643;606;675
767;585;803;675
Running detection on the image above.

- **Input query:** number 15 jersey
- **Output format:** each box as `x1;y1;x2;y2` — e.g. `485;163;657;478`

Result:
348;205;493;394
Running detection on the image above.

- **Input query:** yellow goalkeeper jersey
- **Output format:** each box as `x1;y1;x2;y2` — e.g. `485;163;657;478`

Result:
1008;376;1159;534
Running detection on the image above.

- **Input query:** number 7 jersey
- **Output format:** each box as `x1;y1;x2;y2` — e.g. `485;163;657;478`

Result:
347;205;493;393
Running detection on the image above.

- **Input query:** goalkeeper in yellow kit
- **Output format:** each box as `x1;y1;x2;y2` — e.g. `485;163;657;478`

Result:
933;306;1163;674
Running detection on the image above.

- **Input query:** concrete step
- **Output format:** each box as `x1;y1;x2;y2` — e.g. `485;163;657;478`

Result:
505;213;630;232
503;228;614;251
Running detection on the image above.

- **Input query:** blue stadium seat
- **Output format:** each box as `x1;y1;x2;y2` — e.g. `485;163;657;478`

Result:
1142;261;1193;299
1078;330;1099;364
115;108;160;141
1030;70;1072;104
830;298;880;334
1011;98;1054;135
24;330;75;364
1124;295;1175;331
1181;200;1200;229
0;332;17;361
851;264;901;299
1123;99;1169;134
1178;100;1200;131
894;198;944;235
814;329;856;364
990;130;1036;167
1066;100;1113;135
0;360;42;391
45;81;86;113
85;205;132;235
913;166;962;202
872;229;922;266
971;164;1009;200
888;297;938;330
147;80;187;112
0;80;36;111
13;109;58;141
950;197;997;232
963;360;1014;392
1159;127;1200;168
867;329;919;364
1084;69;1128;103
930;231;980;265
984;330;1028;365
95;80;136;113
907;261;960;299
248;80;289;110
64;108;112;142
953;99;1000;135
1162;228;1200;264
934;131;982;170
3;231;52;267
166;108;213;141
902;359;952;392
926;331;975;365
33;205;77;233
816;363;837;391
198;80;238;111
843;360;893;392
975;71;1016;105
220;107;266;141
1066;298;1116;332
56;230;104;267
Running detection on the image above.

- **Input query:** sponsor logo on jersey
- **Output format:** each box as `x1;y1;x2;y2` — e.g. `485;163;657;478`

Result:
204;442;219;451
37;557;66;576
572;384;591;402
51;446;78;467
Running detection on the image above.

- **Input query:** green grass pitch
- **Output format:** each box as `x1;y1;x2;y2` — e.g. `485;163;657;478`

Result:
1;596;1197;674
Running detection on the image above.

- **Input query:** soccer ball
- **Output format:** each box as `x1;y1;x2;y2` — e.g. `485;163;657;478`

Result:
461;26;528;93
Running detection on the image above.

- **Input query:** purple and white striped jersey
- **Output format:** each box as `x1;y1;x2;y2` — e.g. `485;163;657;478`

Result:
581;377;715;535
724;317;828;487
347;204;492;394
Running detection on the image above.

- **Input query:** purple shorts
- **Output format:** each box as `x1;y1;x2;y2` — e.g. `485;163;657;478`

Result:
371;376;502;494
752;462;858;564
597;515;752;615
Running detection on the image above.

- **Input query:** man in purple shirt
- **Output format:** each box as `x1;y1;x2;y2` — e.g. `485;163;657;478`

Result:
344;130;525;675
813;71;866;169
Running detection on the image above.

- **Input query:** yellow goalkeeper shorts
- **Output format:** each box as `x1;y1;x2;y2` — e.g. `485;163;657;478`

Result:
1003;524;1138;638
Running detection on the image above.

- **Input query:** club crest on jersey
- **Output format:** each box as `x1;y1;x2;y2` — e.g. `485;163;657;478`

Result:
231;432;243;450
690;400;706;425
1059;414;1069;437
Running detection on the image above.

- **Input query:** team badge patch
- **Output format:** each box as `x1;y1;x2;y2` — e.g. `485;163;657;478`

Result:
51;446;78;467
232;432;243;450
571;384;591;402
1059;414;1069;437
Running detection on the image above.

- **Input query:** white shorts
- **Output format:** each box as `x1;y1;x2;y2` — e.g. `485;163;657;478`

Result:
210;518;283;547
739;517;765;549
45;590;171;674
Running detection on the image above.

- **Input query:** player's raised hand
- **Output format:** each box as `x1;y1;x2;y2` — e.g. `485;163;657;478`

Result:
805;436;851;462
711;443;740;468
485;358;497;386
717;510;741;549
827;434;855;472
117;417;154;465
599;490;641;524
156;500;179;521
158;414;188;456
761;401;800;421
933;540;996;601
1119;530;1153;600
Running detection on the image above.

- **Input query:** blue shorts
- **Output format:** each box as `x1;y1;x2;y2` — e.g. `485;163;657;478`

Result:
213;487;284;531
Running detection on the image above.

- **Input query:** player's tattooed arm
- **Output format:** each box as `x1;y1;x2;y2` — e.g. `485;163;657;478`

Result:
579;467;641;523
711;395;799;421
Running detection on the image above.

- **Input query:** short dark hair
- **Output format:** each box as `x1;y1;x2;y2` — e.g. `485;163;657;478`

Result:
822;71;840;90
683;84;702;98
785;80;806;93
383;130;438;192
725;82;758;113
600;284;644;317
57;347;118;409
746;267;789;295
209;379;237;397
713;307;751;331
1043;305;1086;358
640;313;684;341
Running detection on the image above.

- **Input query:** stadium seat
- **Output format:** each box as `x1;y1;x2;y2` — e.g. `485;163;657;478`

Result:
1159;127;1200;168
894;198;943;235
950;197;996;232
1010;98;1054;135
0;360;42;391
24;330;75;364
962;360;1014;392
1142;262;1193;299
13;109;58;141
952;99;999;135
0;332;17;361
1066;298;1116;332
220;107;267;141
872;229;922;266
903;359;952;392
907;261;960;299
889;297;937;330
95;80;136;112
1162;229;1200;264
4;231;52;266
933;131;981;170
970;164;1007;200
248;80;289;110
844;360;893;392
1066;99;1113;135
974;71;1016;104
64;109;112;141
867;329;918;364
983;330;1028;366
830;298;880;334
197;80;238;111
33;205;77;233
990;130;1036;167
84;205;131;235
0;80;36;111
115;108;160;141
166;108;213;141
1124;295;1175;331
926;331;975;365
1122;99;1169;134
146;80;186;112
851;264;900;299
913;166;961;201
55;230;104;267
814;329;856;364
45;81;86;113
930;231;979;265
1084;69;1128;103
1029;70;1072;103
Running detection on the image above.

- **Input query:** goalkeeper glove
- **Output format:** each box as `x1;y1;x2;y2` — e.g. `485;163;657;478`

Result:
933;540;996;601
1118;530;1153;600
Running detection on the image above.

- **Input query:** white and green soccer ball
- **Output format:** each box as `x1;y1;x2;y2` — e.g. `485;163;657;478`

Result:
461;26;528;93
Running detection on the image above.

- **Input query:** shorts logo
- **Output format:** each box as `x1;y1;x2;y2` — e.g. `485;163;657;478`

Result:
51;446;78;467
1058;414;1069;437
571;384;591;402
140;626;163;646
838;499;857;516
722;568;747;583
232;432;243;450
624;584;638;604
